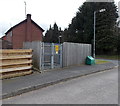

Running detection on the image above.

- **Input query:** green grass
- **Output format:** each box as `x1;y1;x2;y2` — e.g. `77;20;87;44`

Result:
96;55;120;60
95;59;109;64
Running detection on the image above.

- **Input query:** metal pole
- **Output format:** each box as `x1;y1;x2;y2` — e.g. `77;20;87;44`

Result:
41;42;44;71
24;1;26;18
51;43;54;69
60;44;63;68
59;37;60;44
39;42;42;71
58;37;61;44
93;11;96;59
58;36;62;44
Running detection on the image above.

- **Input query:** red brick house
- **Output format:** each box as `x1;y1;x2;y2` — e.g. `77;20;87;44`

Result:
2;35;7;41
0;38;12;49
5;14;44;49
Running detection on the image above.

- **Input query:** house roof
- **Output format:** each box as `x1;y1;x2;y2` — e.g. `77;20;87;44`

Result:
0;38;12;44
1;35;6;39
5;19;44;35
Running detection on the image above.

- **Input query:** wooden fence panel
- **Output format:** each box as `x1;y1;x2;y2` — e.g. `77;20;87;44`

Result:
0;49;33;79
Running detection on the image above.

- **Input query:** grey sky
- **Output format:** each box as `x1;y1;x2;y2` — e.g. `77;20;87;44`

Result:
0;0;119;37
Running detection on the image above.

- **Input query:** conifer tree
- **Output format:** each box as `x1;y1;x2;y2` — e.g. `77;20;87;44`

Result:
66;2;118;54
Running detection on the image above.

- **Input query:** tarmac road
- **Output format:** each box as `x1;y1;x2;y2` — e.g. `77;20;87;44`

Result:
3;68;118;104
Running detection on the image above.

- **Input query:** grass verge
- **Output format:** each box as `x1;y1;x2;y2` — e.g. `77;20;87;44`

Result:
96;55;120;60
95;59;109;64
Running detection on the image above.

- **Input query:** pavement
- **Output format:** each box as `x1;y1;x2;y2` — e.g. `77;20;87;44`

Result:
3;68;118;104
1;59;118;99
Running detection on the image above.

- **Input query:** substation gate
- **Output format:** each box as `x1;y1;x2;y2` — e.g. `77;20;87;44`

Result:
41;43;63;70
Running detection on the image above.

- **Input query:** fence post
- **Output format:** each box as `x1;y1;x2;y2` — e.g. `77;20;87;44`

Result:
51;43;54;69
41;42;44;71
39;42;42;72
60;44;63;67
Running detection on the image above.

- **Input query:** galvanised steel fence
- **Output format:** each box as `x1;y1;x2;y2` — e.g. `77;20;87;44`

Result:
23;41;91;72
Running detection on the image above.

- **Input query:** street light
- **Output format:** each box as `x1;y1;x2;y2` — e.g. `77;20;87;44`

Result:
58;35;62;44
93;9;106;59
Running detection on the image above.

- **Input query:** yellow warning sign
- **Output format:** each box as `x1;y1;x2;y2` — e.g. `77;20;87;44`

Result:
55;45;59;54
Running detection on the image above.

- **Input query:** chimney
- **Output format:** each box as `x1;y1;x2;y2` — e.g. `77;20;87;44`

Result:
27;14;31;20
26;14;32;41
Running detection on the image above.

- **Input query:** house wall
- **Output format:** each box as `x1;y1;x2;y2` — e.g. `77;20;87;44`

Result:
0;39;12;49
5;14;43;49
12;22;26;49
2;36;7;41
31;23;43;41
5;32;12;43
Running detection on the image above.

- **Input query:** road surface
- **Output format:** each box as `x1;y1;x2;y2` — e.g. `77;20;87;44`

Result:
3;68;118;104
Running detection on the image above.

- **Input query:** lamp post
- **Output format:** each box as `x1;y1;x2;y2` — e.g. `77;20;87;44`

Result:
93;9;106;59
58;35;62;44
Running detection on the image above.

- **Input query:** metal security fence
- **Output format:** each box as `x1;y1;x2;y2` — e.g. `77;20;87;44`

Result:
23;41;42;70
63;42;91;67
23;41;91;71
23;42;62;72
41;43;62;70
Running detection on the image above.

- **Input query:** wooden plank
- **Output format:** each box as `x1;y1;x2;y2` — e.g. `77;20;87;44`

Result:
1;70;32;79
0;49;32;54
0;55;32;60
0;65;32;73
0;60;32;67
0;49;33;79
1;64;31;69
2;58;31;63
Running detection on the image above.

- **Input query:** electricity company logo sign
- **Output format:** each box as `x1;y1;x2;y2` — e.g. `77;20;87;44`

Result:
55;45;59;54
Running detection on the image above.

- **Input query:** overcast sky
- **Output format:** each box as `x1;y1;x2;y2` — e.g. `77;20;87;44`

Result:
0;0;119;37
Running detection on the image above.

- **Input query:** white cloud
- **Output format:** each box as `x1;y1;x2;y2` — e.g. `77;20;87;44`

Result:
0;0;84;37
0;0;119;37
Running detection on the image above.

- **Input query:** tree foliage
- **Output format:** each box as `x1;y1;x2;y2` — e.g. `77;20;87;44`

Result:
43;23;63;43
65;2;118;54
44;2;118;55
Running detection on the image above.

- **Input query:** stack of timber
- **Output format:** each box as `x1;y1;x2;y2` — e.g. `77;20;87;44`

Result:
0;49;33;79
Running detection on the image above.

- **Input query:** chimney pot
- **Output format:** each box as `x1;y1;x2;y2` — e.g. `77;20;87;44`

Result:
27;14;31;19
